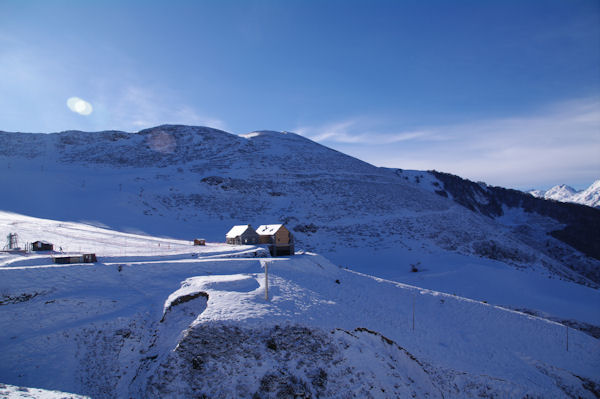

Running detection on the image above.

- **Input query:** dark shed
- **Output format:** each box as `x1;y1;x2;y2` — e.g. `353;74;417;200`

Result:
32;241;54;251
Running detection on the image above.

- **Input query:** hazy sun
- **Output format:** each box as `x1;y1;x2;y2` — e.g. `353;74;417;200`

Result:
67;97;93;116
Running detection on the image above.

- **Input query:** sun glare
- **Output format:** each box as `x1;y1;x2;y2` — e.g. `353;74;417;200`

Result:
66;97;93;116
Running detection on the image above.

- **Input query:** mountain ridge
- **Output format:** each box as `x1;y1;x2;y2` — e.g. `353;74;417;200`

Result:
1;125;600;396
529;180;600;208
1;124;599;316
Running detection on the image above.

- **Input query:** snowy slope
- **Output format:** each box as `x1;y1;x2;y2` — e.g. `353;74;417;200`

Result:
572;180;600;208
530;180;600;208
1;125;599;336
0;383;89;399
1;212;599;398
545;184;579;202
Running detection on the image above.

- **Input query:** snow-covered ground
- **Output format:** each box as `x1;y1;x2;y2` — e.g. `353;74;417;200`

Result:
1;125;599;396
1;211;599;398
1;126;596;292
0;383;89;399
0;211;266;259
329;244;600;328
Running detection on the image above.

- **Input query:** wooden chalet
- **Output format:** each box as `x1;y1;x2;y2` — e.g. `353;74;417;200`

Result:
193;238;206;246
256;224;294;256
31;241;54;251
226;225;259;245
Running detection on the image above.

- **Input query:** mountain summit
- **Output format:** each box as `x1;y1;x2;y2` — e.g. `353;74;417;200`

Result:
530;180;600;208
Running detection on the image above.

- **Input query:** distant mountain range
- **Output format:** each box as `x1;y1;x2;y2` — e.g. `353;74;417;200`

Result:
529;181;600;208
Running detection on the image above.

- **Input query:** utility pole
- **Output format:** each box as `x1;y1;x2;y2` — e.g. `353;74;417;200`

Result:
265;261;269;301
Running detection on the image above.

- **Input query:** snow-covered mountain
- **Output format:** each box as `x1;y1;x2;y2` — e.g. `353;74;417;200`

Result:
1;125;600;396
545;184;579;202
530;180;600;208
1;212;598;398
1;125;599;299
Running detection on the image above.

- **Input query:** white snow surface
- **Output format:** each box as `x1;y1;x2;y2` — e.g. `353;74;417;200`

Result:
573;179;600;207
530;180;600;208
0;383;89;399
255;224;283;235
0;211;599;398
226;224;255;239
0;125;597;299
545;184;578;201
1;125;600;396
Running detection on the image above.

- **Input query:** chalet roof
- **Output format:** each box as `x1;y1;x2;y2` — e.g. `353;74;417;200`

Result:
32;240;52;244
226;224;255;238
256;224;284;236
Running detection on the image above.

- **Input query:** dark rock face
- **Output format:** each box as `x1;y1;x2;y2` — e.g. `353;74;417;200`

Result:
430;171;600;286
431;171;600;263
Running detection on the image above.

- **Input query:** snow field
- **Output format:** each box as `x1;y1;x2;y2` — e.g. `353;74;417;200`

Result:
0;212;598;397
0;383;90;399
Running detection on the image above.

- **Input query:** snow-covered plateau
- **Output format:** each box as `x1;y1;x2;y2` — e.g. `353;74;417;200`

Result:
1;125;599;397
0;211;598;398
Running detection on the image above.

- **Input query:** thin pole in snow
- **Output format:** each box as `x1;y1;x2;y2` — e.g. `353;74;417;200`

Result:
412;295;415;331
265;261;269;301
566;325;569;352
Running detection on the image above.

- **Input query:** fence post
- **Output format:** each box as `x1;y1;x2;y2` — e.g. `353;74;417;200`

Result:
265;261;269;301
412;295;415;331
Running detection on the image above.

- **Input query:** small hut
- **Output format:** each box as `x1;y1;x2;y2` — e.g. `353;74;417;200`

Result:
53;254;97;264
256;224;294;256
82;253;97;263
32;241;54;251
193;238;206;246
226;225;259;245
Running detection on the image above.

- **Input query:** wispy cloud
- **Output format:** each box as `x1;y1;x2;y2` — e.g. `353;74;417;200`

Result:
0;34;226;133
296;119;434;144
104;86;227;132
295;98;600;189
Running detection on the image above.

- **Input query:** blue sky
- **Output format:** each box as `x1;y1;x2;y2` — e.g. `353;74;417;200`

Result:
1;0;598;190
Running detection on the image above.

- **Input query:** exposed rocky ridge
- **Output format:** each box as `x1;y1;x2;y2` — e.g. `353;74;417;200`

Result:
139;324;438;398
